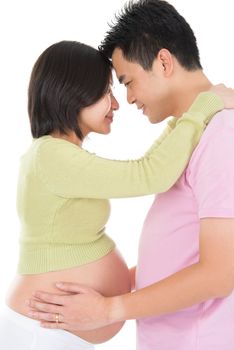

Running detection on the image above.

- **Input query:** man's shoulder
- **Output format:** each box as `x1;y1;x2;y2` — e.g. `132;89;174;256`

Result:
192;109;234;152
186;109;234;215
203;109;234;135
187;109;234;173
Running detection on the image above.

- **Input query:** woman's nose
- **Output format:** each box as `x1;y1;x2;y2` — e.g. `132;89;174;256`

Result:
111;94;119;111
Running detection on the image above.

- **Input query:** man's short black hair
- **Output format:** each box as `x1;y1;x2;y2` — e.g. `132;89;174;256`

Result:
28;41;112;140
99;0;202;71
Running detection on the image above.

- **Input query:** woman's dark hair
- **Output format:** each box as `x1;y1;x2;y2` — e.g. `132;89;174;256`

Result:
28;41;112;139
99;0;202;71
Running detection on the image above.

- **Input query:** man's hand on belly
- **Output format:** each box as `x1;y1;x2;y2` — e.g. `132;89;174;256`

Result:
25;282;115;331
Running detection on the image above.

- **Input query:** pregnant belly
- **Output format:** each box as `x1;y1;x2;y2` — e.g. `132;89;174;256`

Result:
6;248;131;344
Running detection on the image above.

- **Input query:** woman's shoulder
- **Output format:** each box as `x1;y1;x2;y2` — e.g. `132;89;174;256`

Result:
34;135;84;158
34;135;97;174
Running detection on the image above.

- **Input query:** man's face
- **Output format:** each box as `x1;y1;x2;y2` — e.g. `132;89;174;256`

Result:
112;48;174;123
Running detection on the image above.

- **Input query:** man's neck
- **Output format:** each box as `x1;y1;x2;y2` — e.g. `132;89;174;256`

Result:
172;70;212;118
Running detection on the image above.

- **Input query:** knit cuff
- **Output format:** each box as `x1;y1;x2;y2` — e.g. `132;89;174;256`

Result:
178;91;224;127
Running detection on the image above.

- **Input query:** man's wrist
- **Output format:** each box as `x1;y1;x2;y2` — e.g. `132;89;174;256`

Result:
107;295;127;324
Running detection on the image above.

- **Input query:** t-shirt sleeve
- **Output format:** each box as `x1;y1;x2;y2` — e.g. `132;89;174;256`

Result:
190;119;234;218
36;92;223;199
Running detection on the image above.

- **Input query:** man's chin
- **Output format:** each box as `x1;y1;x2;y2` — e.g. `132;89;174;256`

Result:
147;113;170;124
147;115;163;124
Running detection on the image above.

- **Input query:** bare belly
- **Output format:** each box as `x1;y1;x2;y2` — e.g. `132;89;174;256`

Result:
6;248;131;344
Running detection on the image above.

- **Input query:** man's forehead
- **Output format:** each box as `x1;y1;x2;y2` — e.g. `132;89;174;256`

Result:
112;49;125;68
112;48;144;79
112;49;130;83
112;47;124;61
117;74;126;84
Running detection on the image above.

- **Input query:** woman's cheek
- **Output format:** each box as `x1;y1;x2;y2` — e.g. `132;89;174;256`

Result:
105;94;112;114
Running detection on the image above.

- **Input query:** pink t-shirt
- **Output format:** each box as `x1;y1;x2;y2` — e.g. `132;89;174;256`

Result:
136;110;234;350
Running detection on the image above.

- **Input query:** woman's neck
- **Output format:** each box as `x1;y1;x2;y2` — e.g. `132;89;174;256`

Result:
50;131;83;147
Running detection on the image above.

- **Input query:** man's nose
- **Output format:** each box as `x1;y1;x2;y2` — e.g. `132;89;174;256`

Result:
127;89;136;105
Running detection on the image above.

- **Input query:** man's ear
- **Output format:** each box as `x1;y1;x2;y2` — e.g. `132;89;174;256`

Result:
157;48;174;77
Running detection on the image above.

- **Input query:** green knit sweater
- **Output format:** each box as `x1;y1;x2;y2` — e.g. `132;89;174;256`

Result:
17;92;223;274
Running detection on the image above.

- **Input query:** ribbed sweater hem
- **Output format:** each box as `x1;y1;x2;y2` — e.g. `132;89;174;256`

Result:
17;234;115;274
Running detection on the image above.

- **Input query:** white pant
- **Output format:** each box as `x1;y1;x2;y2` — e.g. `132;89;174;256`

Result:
0;305;94;350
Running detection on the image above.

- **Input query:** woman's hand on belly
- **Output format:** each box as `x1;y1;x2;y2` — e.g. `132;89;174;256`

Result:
27;283;113;331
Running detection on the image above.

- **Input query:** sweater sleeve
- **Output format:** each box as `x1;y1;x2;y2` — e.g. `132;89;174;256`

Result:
37;92;223;199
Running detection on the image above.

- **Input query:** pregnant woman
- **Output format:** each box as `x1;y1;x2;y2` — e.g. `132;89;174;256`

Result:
0;40;231;350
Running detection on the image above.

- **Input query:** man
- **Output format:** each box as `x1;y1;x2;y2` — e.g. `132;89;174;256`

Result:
27;1;234;348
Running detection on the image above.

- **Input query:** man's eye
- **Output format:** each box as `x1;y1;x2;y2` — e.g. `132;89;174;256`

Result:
124;81;131;87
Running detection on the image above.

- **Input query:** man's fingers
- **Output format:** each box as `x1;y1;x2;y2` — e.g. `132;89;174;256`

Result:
28;311;65;323
26;298;62;313
32;291;67;305
55;282;94;294
40;321;69;330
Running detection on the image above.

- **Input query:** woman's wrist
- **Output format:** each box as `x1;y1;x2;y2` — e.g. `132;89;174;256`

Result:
186;91;224;125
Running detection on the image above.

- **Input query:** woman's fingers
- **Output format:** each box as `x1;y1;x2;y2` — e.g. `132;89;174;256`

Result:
210;84;234;109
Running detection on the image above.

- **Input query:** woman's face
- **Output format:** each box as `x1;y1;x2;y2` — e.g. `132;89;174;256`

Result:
79;87;119;137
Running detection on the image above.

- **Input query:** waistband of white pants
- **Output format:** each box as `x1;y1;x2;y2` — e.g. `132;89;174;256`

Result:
2;304;94;349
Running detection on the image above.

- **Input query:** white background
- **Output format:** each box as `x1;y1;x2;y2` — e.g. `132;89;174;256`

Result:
0;1;233;349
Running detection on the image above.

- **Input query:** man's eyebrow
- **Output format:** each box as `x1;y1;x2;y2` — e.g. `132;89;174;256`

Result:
118;75;126;84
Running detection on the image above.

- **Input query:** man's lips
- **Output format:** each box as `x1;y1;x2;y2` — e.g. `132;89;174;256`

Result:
137;104;145;113
105;114;113;122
